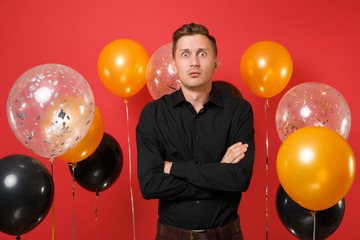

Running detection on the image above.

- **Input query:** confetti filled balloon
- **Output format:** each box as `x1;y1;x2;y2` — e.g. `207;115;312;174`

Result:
146;42;180;99
58;105;104;163
7;64;95;158
275;82;351;141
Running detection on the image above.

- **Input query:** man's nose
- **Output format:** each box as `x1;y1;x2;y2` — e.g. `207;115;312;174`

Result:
190;55;200;67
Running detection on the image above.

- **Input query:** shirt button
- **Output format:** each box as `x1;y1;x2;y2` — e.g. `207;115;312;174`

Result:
195;136;199;141
195;200;200;204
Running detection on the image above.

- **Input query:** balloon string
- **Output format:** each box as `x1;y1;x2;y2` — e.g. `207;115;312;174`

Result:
49;157;55;240
50;157;54;176
265;99;270;240
312;211;316;240
72;164;76;240
125;99;136;240
95;192;99;240
95;192;99;221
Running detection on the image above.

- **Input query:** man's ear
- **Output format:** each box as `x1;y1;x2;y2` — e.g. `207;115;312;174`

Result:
172;61;177;74
214;58;221;73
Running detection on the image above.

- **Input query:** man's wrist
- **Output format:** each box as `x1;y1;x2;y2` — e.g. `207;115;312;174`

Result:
164;161;173;174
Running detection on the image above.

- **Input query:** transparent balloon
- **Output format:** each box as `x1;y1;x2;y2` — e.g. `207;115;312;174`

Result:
7;64;95;158
276;82;351;141
146;42;180;99
58;105;104;163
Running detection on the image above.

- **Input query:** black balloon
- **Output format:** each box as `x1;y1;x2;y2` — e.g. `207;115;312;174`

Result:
276;185;345;240
70;132;123;192
214;81;243;98
0;154;54;236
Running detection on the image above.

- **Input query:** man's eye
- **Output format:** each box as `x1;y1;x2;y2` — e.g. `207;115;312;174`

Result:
198;52;206;57
182;52;189;57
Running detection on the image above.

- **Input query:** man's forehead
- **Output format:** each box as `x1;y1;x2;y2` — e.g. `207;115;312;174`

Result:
176;35;213;52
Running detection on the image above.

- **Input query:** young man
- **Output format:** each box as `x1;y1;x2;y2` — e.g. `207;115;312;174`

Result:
136;23;255;240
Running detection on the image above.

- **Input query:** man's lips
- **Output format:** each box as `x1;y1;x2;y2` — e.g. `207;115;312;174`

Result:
188;69;201;77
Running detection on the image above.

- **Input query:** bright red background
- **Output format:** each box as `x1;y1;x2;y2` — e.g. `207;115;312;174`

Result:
0;0;359;239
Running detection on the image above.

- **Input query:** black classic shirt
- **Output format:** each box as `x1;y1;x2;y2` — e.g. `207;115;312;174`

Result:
136;84;255;230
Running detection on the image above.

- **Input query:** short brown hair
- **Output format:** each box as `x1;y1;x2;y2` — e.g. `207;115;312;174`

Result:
172;23;218;58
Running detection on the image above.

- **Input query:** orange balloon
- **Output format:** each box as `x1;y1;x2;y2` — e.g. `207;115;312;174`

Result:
97;39;149;98
277;126;355;211
240;41;293;98
58;106;104;163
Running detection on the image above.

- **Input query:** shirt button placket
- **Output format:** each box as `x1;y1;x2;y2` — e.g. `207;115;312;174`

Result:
193;115;200;164
193;135;200;163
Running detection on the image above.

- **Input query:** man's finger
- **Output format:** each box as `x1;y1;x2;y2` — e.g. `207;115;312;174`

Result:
232;153;245;164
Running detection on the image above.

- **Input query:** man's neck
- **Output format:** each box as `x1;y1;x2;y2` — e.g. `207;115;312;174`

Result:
181;85;211;113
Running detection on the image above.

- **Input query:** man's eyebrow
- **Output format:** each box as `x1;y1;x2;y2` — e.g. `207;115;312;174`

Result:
179;48;209;52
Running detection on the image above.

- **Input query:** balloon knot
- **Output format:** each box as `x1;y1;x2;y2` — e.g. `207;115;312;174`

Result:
124;99;128;104
266;98;270;107
16;236;22;240
49;157;54;163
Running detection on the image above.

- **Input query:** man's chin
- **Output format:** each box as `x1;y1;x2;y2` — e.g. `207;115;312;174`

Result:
181;82;212;91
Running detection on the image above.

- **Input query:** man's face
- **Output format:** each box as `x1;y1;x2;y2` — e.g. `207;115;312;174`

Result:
173;34;220;91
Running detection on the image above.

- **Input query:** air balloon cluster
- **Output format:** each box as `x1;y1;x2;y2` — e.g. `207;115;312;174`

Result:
1;37;150;238
1;36;355;240
237;41;354;239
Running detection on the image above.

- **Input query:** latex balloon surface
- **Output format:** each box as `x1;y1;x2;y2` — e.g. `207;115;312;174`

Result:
58;105;104;163
146;42;180;99
214;81;243;98
276;185;344;240
70;133;123;192
276;82;351;141
277;126;355;211
0;154;54;236
7;64;95;158
240;41;293;98
98;39;149;99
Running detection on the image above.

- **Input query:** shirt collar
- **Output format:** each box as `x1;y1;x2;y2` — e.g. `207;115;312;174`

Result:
170;83;224;109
